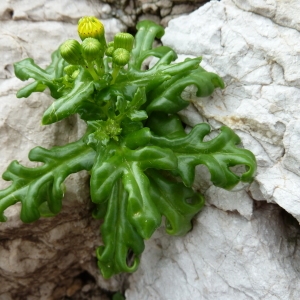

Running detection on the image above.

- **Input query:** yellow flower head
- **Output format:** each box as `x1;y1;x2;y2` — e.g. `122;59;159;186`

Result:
78;16;105;41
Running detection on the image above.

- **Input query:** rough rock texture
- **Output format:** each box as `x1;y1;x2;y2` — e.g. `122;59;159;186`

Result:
0;1;126;299
97;0;209;28
127;205;300;299
126;0;300;298
232;0;300;32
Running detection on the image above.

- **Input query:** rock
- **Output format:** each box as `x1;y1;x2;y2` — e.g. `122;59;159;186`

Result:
126;0;300;298
142;3;158;14
156;0;173;8
127;204;300;300
171;4;198;15
0;0;103;23
282;120;300;177
160;7;172;17
232;0;300;31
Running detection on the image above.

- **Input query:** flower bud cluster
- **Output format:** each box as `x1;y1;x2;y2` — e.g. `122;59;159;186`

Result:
60;38;104;65
59;16;135;83
106;33;134;67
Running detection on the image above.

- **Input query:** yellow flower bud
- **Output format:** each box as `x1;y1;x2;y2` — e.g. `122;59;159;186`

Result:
78;16;105;42
60;39;84;65
114;33;134;52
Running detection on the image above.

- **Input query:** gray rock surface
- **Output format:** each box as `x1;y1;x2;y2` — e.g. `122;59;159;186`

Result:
127;204;300;300
232;0;300;31
101;0;208;27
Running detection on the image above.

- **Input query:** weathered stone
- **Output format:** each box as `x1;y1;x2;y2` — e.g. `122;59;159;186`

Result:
282;120;300;177
0;0;103;23
160;7;172;17
126;0;300;298
171;4;198;15
142;3;158;14
101;3;112;15
160;15;177;27
127;204;300;299
232;0;300;32
156;0;173;8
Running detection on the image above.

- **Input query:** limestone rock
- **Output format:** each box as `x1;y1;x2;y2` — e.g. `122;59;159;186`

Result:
127;0;300;298
127;204;300;300
232;0;300;32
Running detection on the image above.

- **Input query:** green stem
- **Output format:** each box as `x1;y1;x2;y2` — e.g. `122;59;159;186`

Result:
86;62;99;81
111;66;120;84
95;58;105;77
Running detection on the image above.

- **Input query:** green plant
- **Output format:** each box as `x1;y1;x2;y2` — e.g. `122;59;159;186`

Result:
0;17;256;278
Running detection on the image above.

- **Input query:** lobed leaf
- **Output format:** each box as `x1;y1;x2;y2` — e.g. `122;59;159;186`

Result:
146;66;224;113
148;113;256;189
15;50;67;99
147;169;204;236
42;69;96;124
0;139;95;223
96;180;145;279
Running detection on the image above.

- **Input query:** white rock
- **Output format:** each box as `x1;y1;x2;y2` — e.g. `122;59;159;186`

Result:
232;0;300;32
0;0;104;22
205;186;254;220
256;164;300;220
127;0;300;298
127;205;300;300
282;120;300;177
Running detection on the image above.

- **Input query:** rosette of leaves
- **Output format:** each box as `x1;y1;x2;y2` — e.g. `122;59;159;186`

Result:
0;19;256;278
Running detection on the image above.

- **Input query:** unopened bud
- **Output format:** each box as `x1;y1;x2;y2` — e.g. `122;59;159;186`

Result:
112;48;130;67
64;65;79;76
105;46;115;57
60;39;84;65
81;37;104;62
114;33;134;52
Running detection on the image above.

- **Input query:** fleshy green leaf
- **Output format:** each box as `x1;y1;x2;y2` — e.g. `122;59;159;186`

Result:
131;20;165;68
0;139;95;223
96;180;145;279
42;69;95;124
91;143;167;276
128;110;147;121
148;113;256;189
146;66;224;113
91;142;177;239
15;49;67;99
147;169;204;236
